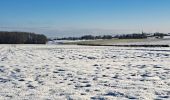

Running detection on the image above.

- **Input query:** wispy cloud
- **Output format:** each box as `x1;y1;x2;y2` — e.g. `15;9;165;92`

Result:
0;26;142;37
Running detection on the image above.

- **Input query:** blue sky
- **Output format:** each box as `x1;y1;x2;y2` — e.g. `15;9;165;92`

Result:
0;0;170;37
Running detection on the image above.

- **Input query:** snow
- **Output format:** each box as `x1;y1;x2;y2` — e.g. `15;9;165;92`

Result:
48;40;95;44
111;39;170;45
0;44;170;100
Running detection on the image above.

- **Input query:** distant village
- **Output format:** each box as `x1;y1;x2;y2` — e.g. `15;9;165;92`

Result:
50;32;170;41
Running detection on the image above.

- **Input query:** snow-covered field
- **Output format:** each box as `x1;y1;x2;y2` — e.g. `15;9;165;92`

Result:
0;45;170;100
112;39;170;45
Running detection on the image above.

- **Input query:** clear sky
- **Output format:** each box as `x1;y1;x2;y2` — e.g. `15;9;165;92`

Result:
0;0;170;37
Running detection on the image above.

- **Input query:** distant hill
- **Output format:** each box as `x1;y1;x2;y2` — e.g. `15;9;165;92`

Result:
0;31;47;44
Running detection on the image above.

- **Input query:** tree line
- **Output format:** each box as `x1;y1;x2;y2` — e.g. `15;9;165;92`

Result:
114;33;147;39
53;35;113;40
0;31;47;44
49;32;170;41
115;32;170;39
51;34;149;40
